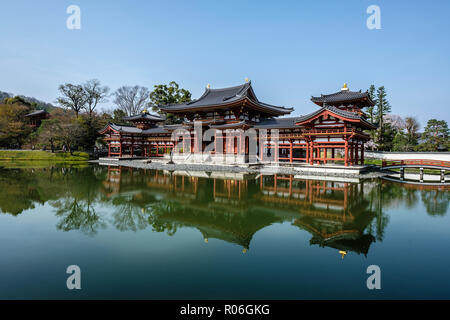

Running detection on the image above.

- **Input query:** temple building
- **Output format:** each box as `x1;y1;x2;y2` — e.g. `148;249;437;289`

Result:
24;109;49;128
100;81;376;166
296;83;376;166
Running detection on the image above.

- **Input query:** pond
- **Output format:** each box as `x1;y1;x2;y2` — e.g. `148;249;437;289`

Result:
0;164;449;299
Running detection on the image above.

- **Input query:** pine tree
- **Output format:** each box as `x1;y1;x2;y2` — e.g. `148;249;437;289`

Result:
367;85;377;123
375;86;391;149
419;119;449;151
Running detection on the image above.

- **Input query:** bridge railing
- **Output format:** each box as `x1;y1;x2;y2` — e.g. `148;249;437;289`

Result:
382;159;450;168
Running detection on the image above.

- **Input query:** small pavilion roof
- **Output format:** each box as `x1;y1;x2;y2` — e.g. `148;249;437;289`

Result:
311;86;375;107
24;109;48;117
158;82;293;116
99;122;182;135
123;112;165;122
296;105;376;129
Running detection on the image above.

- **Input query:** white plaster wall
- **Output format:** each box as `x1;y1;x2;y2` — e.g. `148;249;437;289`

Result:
365;151;450;161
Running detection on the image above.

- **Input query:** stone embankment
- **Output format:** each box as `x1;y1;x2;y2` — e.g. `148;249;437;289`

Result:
91;159;385;179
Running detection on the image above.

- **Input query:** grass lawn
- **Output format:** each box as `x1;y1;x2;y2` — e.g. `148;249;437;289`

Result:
0;160;90;169
364;159;382;166
0;150;89;162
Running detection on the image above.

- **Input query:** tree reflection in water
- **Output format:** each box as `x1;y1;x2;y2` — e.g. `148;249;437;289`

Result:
54;198;106;236
0;165;448;254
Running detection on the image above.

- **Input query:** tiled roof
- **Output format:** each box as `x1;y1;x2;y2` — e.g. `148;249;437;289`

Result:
24;109;48;117
124;112;165;122
109;123;143;134
311;89;374;106
296;105;376;129
254;117;299;129
210;121;250;129
104;123;182;135
159;82;293;116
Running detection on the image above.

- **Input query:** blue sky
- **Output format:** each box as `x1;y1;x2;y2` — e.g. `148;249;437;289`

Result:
0;0;449;127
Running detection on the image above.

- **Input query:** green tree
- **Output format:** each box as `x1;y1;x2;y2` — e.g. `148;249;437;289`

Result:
59;121;83;154
392;131;409;151
35;108;75;151
418;119;449;151
149;81;191;124
0;102;33;148
37;118;62;152
75;115;105;152
112;109;127;123
3;96;32;107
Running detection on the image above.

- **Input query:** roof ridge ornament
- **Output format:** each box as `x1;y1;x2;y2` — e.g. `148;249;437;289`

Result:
341;83;349;91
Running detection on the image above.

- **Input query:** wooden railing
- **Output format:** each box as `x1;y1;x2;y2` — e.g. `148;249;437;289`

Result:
382;159;450;168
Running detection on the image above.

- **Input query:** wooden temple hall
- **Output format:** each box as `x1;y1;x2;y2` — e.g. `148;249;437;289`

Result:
100;81;376;166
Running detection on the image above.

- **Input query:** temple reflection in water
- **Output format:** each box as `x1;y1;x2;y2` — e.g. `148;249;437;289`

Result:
102;166;381;256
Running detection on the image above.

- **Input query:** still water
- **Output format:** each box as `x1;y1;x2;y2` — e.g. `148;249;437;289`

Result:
0;164;449;299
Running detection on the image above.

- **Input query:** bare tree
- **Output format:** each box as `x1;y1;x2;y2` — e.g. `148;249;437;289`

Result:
83;79;109;116
57;83;87;117
384;114;405;131
113;86;150;116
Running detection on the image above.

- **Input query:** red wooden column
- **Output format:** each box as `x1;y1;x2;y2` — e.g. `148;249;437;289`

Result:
192;132;198;153
260;140;264;161
355;142;359;165
289;140;293;163
344;139;348;167
316;147;321;165
306;140;309;163
323;147;327;164
275;141;278;163
361;144;365;165
214;130;217;155
349;143;354;166
108;143;111;157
